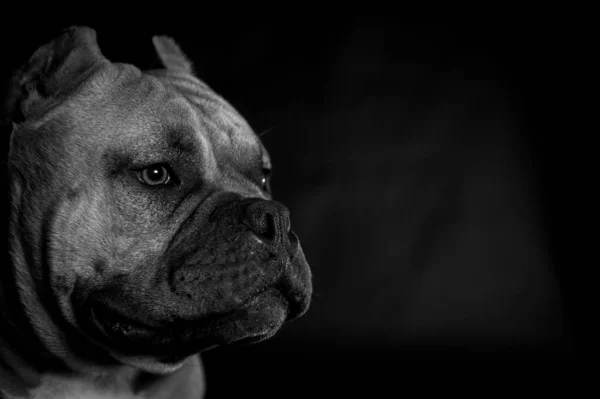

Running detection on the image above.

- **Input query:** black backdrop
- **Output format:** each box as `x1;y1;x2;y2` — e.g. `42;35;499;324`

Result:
1;13;580;397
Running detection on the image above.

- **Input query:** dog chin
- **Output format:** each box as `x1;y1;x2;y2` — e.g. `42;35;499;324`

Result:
113;353;190;374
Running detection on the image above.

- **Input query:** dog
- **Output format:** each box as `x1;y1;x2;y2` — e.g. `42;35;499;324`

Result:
0;26;312;398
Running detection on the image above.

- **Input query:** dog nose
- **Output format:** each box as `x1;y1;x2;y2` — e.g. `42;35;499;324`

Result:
243;200;291;244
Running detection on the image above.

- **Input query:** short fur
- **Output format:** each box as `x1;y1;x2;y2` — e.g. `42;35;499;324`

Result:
1;26;311;398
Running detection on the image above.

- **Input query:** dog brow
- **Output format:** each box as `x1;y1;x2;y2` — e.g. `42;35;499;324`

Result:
164;125;201;155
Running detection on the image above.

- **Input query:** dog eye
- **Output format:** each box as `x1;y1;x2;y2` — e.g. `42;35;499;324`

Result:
137;165;172;186
261;168;272;192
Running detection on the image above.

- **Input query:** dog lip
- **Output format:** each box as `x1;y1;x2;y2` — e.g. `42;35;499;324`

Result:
81;286;289;358
154;353;191;364
89;304;158;341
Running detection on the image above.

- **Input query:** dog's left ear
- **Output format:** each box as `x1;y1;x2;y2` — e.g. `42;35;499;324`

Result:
152;36;194;74
4;26;108;123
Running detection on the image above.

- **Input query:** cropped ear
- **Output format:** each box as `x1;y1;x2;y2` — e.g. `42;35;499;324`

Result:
4;26;108;123
152;35;194;74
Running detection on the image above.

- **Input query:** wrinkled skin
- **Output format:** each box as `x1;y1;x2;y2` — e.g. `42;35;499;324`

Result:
0;27;311;398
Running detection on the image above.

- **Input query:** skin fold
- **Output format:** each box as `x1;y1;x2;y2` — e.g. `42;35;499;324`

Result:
0;26;311;398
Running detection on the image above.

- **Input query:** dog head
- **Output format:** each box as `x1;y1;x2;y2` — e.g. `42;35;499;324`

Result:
5;26;311;374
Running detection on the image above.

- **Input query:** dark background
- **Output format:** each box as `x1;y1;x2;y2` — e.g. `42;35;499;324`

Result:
1;13;583;396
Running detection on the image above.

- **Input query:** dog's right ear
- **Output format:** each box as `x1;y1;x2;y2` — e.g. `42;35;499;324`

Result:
4;26;108;124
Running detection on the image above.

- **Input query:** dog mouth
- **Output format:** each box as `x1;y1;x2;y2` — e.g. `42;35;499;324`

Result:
88;306;191;366
90;305;157;343
82;286;288;362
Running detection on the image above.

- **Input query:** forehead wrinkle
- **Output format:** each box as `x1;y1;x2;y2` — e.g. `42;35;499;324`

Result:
159;75;263;177
207;107;262;165
163;125;201;156
144;92;217;179
173;82;258;148
182;99;218;177
158;98;201;153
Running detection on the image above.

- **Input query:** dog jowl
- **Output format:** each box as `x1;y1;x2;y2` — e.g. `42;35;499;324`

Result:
0;26;311;398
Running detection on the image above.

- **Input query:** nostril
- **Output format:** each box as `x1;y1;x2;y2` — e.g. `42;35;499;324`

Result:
243;199;293;245
263;213;276;241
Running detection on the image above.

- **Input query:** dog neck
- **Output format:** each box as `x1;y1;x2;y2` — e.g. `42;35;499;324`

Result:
0;186;126;399
1;224;204;398
0;135;40;397
0;153;121;398
0;206;61;397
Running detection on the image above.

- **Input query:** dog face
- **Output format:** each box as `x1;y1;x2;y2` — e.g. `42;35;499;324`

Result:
6;27;311;374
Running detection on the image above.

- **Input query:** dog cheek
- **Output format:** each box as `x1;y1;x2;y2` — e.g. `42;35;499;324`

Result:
51;191;112;281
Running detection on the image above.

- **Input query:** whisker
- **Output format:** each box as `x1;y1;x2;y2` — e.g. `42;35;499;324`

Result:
258;126;277;138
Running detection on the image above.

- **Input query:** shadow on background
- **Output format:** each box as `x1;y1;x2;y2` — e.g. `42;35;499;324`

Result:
1;14;578;396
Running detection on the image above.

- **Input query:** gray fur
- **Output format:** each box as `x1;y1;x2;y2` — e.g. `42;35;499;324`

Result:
152;36;194;74
1;26;311;399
